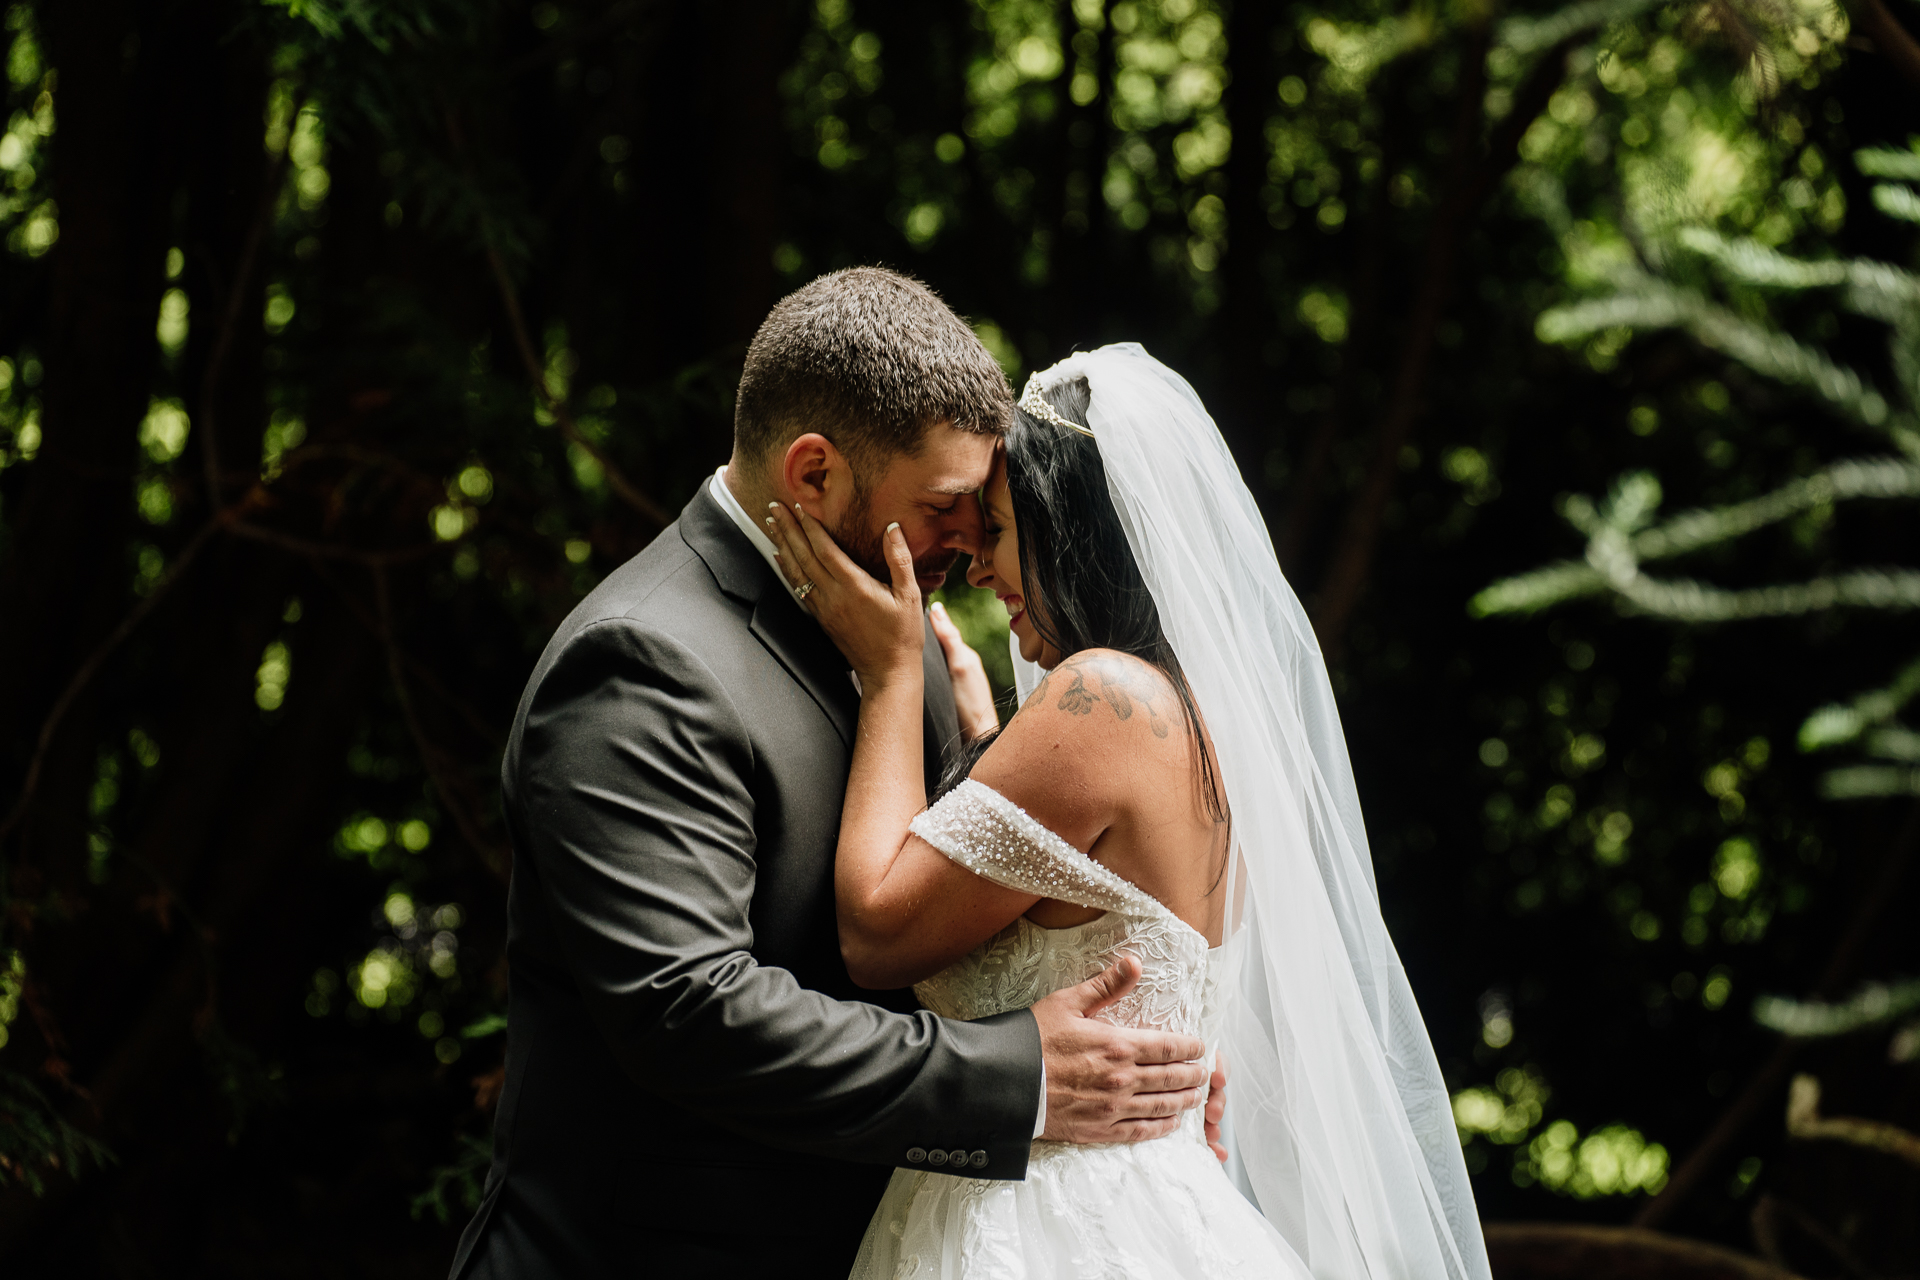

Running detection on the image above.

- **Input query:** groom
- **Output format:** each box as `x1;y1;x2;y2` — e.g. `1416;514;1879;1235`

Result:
451;269;1211;1279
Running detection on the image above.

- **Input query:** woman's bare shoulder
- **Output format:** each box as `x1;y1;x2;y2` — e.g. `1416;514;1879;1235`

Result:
970;649;1187;847
1021;648;1184;736
984;648;1189;779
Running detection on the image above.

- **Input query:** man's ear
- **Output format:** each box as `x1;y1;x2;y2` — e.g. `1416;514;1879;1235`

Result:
781;432;850;517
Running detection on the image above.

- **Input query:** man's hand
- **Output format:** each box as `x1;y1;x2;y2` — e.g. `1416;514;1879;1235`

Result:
930;600;999;741
1033;956;1208;1144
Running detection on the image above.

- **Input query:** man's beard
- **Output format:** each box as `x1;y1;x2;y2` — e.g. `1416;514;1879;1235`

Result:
831;484;957;588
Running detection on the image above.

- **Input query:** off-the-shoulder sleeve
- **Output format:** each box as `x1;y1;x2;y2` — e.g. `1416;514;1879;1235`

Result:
908;779;1166;918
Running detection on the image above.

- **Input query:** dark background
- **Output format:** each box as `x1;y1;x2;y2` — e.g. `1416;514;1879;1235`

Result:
1;0;1916;1274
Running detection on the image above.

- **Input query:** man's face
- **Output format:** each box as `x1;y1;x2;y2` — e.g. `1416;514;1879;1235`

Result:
830;425;995;594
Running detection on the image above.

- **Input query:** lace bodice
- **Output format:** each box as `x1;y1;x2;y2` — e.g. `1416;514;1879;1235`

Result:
850;782;1304;1280
909;781;1221;1090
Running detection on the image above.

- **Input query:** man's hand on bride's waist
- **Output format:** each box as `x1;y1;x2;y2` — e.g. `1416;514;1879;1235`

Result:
1034;956;1211;1146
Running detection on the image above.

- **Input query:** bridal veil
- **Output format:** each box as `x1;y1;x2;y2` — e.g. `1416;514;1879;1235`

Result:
1010;344;1490;1280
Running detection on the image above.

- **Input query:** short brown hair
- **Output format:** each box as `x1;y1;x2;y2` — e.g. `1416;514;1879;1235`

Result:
733;268;1011;478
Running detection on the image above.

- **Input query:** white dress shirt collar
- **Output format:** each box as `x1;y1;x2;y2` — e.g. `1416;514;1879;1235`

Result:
710;465;806;608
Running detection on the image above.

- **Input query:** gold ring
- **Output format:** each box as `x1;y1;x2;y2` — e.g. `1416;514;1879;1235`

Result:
796;581;815;599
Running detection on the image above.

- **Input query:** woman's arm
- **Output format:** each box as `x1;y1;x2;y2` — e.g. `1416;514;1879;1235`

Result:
930;600;1001;742
766;505;1039;987
831;656;1162;985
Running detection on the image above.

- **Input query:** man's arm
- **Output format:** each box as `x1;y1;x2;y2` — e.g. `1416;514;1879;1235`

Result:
519;617;1041;1176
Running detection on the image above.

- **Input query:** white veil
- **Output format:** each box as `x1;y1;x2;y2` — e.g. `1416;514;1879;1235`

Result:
1011;344;1489;1280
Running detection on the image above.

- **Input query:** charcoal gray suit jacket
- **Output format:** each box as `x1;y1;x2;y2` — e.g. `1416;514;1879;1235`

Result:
451;484;1042;1278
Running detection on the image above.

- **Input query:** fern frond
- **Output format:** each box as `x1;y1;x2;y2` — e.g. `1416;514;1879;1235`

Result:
1818;764;1920;799
0;1068;113;1195
1631;457;1920;559
1615;568;1920;620
1673;227;1920;326
1477;460;1920;617
1470;561;1610;616
1799;656;1920;749
1857;145;1920;181
1867;726;1920;761
1497;0;1666;53
1539;279;1894;429
1676;226;1850;288
1753;979;1920;1036
1872;184;1920;226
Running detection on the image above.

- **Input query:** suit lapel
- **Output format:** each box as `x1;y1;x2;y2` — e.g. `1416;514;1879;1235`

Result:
680;483;861;749
750;600;861;749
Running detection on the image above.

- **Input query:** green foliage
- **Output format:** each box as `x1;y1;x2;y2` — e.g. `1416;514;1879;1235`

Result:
0;1066;111;1195
1754;978;1920;1037
409;1132;491;1224
1480;150;1920;626
1475;38;1919;1247
1799;654;1920;798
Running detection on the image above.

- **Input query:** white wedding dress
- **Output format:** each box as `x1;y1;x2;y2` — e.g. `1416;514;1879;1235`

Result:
848;780;1309;1280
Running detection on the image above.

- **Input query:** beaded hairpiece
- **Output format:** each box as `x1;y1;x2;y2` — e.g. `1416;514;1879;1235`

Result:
1018;373;1096;438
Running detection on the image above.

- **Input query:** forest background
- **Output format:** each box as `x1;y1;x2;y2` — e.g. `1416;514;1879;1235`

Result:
1;0;1917;1275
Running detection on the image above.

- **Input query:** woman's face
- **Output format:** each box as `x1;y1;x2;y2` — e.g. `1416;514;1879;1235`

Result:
966;451;1064;669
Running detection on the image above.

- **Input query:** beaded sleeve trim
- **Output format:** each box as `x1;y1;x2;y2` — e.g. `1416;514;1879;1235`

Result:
909;780;1166;919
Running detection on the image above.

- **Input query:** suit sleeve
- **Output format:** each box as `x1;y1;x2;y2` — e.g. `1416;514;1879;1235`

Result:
517;616;1041;1178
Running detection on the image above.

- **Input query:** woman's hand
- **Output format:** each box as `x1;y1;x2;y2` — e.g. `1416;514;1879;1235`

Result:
765;503;924;685
930;601;998;742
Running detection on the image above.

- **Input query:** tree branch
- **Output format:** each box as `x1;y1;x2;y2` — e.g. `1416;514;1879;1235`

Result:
1786;1073;1920;1167
371;565;510;884
477;241;671;528
0;502;464;861
1634;798;1920;1227
0;515;225;855
224;517;457;566
310;556;503;747
1751;1194;1877;1280
1843;0;1920;90
444;108;671;529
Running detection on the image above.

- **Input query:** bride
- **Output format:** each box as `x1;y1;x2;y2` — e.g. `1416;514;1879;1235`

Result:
765;344;1489;1279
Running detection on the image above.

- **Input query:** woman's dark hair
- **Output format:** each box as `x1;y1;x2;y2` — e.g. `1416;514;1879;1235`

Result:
936;374;1226;828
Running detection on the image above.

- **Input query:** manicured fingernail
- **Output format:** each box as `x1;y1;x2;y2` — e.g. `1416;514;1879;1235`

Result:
764;516;774;527
885;522;899;533
767;502;780;511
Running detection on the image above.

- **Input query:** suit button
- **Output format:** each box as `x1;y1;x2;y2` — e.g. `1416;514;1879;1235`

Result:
905;1147;927;1164
969;1150;989;1168
926;1149;949;1166
948;1149;969;1167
